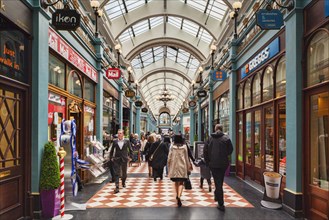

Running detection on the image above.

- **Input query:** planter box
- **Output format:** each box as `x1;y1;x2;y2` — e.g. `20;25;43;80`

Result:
41;188;61;218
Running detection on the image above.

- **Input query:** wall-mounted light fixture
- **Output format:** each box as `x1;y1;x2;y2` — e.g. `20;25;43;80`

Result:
90;0;103;38
229;1;242;39
210;44;217;69
115;43;122;68
266;0;294;11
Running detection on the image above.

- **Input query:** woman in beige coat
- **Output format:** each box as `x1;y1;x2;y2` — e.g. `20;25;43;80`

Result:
168;134;195;207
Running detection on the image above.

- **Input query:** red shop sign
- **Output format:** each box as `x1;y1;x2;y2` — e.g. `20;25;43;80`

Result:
106;68;121;79
48;28;98;83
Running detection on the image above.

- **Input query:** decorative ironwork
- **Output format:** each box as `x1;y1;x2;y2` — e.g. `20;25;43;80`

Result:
156;72;173;105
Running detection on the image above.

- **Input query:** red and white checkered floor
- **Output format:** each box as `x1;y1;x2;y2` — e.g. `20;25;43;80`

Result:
87;162;253;209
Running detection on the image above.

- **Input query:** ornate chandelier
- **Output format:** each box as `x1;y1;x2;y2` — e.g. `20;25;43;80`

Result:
156;72;173;103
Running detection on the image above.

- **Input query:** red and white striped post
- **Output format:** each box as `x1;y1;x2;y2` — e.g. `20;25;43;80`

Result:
58;147;66;218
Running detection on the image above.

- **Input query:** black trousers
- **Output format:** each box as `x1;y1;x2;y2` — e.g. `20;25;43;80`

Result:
210;167;227;206
113;159;128;188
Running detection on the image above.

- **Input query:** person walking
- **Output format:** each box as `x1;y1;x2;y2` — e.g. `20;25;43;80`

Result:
204;124;233;211
168;134;195;207
140;134;147;161
144;133;156;177
150;135;170;181
110;129;133;194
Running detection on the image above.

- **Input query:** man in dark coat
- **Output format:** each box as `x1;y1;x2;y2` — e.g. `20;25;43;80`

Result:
110;129;133;193
204;124;233;211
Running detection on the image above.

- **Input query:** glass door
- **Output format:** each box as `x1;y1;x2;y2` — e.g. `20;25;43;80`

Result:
253;110;263;183
264;106;274;172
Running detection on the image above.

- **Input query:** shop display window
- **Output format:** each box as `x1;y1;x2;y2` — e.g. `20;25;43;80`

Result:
83;106;95;149
48;92;66;145
68;70;82;98
309;92;329;191
276;56;286;97
49;54;65;89
237;85;243;110
252;73;261;105
263;67;274;102
278;102;286;176
307;31;329;87
254;110;261;168
214;99;219;121
245;112;252;164
84;79;95;102
265;106;274;171
244;80;251;108
219;95;229;133
238;113;243;162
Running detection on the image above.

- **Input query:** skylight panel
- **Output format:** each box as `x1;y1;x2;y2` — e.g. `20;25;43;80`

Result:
168;17;182;29
150;17;163;28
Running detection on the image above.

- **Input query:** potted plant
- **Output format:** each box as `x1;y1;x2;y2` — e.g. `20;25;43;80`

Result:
40;141;61;218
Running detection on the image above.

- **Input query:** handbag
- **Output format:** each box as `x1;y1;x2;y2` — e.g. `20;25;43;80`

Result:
184;178;192;190
149;141;162;162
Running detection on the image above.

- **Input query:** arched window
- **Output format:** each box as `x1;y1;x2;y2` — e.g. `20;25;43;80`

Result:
237;85;243;110
252;73;261;105
68;71;82;98
159;112;170;125
263;66;274;102
244;80;251;108
307;31;329;86
276;56;286;97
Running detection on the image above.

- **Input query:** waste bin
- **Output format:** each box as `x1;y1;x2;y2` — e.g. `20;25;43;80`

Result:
263;172;282;199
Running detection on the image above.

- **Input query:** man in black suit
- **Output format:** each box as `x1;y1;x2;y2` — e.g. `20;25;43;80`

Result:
110;129;133;193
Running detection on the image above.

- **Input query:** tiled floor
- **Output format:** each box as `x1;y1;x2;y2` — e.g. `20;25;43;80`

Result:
57;162;300;220
87;177;253;208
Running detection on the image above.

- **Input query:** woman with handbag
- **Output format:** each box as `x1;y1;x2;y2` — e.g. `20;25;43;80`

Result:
167;134;195;207
150;135;170;181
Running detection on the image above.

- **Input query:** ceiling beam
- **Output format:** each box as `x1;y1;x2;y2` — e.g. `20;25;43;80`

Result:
122;0;128;13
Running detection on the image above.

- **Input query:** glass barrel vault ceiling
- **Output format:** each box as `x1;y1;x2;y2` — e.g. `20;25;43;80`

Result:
104;0;230;117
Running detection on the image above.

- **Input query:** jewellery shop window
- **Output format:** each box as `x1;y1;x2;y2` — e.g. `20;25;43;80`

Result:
49;54;65;89
84;105;95;148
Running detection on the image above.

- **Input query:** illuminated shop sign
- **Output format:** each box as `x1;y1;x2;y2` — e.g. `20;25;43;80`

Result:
48;28;98;83
0;19;28;83
52;9;81;31
241;37;280;79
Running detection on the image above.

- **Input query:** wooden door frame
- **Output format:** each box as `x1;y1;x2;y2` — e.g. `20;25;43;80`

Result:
304;85;329;219
0;79;31;218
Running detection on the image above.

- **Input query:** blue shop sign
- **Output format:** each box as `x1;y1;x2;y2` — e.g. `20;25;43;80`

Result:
326;0;329;17
256;9;284;30
241;37;280;79
211;69;227;81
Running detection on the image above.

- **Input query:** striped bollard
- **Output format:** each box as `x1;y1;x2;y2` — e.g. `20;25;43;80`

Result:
58;147;66;218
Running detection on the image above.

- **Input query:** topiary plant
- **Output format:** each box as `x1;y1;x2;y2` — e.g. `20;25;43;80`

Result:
40;141;60;191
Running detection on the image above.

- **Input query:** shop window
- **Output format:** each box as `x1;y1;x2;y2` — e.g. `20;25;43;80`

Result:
237;85;243;110
84;106;95;147
84;79;95;102
48;92;66;143
68;71;82;98
214;99;219;121
278;102;286;176
244;80;251;108
307;31;329;87
276;56;286;97
219;94;229;133
252;73;261;105
265;106;274;171
263;67;274;102
245;112;252;164
49;54;65;89
254;110;262;168
309;92;328;191
238;113;243;162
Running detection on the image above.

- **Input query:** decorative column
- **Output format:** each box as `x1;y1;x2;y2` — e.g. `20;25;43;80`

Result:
208;77;214;136
118;77;123;129
31;7;50;200
189;96;196;145
283;3;304;217
146;114;150;133
229;38;238;169
180;113;184;134
129;98;134;134
197;99;202;141
135;96;141;136
94;37;103;142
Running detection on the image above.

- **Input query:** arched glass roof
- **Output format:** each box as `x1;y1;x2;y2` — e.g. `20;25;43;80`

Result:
104;0;232;117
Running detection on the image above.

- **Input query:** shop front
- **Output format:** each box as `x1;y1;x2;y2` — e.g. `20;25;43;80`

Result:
48;28;98;183
0;9;32;219
303;1;329;218
103;79;119;138
213;78;230;134
236;33;287;187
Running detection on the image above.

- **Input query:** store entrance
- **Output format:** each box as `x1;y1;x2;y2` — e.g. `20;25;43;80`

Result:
0;83;29;219
305;89;329;220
